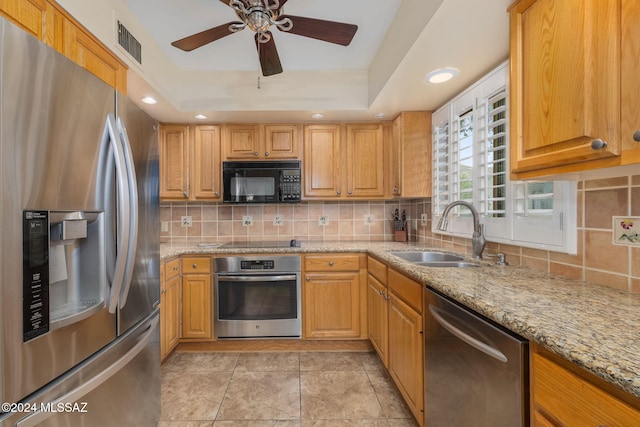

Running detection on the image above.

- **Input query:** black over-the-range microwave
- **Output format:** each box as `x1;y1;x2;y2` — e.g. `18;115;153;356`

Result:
222;161;302;203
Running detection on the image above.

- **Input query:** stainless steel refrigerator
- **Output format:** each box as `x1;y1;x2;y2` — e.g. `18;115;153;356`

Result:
0;17;160;426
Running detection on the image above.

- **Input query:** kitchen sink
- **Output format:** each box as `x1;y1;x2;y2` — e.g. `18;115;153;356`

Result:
414;261;480;268
388;251;464;263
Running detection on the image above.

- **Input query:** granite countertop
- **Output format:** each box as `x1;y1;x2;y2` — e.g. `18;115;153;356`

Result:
161;241;640;400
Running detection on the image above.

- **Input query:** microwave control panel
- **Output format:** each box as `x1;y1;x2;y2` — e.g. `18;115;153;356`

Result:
280;169;301;201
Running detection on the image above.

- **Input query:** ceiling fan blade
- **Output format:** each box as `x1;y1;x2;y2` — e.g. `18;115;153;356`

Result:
255;32;283;76
171;22;239;51
279;15;358;46
219;0;231;5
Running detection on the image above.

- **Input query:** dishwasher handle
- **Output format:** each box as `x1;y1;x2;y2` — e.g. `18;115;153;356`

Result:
429;304;508;363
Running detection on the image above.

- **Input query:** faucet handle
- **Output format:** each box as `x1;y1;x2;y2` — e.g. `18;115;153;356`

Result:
485;252;509;266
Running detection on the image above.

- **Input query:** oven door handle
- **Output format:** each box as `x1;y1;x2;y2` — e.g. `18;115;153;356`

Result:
217;274;298;282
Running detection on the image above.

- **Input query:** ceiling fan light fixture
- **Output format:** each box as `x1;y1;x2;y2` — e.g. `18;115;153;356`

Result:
424;67;459;84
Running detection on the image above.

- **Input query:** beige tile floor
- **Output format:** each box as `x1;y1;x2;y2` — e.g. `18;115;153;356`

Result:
159;351;419;427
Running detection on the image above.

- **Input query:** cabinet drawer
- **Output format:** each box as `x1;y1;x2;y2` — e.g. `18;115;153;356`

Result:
388;268;422;314
304;254;361;272
181;256;211;274
164;258;181;280
367;256;387;284
532;352;640;426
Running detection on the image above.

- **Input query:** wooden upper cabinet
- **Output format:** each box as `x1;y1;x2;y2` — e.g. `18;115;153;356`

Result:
0;0;47;39
223;124;300;160
621;0;640;164
303;124;342;198
304;123;387;200
63;20;127;93
223;124;260;159
346;124;385;198
159;124;190;200
160;124;222;201
392;112;431;198
192;125;222;200
264;124;301;159
509;0;621;178
0;0;127;92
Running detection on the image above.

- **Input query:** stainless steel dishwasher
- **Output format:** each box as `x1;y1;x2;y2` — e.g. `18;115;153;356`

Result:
424;288;529;426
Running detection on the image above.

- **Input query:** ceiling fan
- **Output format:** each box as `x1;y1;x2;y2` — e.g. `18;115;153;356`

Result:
171;0;358;77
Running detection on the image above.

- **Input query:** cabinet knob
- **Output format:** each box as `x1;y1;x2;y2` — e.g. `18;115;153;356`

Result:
633;130;640;142
591;139;608;150
328;261;334;266
254;151;259;156
182;191;188;197
306;277;310;281
348;191;353;195
336;190;341;195
214;191;219;197
192;263;198;269
265;151;270;156
173;266;179;271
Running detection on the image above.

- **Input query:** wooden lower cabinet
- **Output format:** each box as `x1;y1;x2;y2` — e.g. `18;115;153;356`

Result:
388;291;424;426
160;258;181;361
180;257;213;340
531;345;640;426
303;254;367;339
367;257;389;367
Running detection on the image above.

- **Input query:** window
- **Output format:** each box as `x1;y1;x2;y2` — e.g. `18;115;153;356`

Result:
432;61;577;254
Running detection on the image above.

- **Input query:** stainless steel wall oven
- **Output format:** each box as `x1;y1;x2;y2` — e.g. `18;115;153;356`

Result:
214;255;301;339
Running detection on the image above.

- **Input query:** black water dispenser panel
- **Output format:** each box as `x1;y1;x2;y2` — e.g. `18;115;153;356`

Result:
23;210;50;341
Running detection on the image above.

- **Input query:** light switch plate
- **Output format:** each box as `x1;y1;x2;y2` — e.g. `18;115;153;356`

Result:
364;214;374;225
318;216;329;226
161;221;169;232
612;216;640;246
242;215;254;226
273;215;283;226
181;216;192;227
421;214;428;226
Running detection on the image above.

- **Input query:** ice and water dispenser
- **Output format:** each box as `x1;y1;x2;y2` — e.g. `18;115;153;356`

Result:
23;210;107;342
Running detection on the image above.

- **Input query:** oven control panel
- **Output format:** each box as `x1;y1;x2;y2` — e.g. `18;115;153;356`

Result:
240;260;275;270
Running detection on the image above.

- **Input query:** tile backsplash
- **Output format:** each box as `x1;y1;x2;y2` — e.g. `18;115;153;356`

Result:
160;200;419;244
161;173;640;294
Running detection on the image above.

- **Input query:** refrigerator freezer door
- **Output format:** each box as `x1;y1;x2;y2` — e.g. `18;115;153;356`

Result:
1;311;160;427
115;94;160;335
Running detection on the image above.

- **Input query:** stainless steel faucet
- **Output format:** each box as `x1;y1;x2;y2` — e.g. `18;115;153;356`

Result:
436;201;486;259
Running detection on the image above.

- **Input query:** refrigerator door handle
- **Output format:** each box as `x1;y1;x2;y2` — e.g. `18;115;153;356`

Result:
104;114;131;313
116;117;139;308
14;315;159;427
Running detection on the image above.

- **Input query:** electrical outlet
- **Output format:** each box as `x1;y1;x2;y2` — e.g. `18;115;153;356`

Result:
421;213;428;226
181;216;192;227
242;215;253;226
161;221;169;232
364;214;374;225
273;215;283;226
318;215;329;226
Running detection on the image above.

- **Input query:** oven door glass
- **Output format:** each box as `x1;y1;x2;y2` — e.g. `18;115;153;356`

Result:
217;275;297;320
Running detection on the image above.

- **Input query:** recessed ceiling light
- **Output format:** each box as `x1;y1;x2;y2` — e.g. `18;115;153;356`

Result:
311;113;325;119
374;112;387;119
140;96;157;104
424;67;459;84
194;114;207;120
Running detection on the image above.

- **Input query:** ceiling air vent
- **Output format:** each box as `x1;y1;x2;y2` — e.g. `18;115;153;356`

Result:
117;21;142;65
